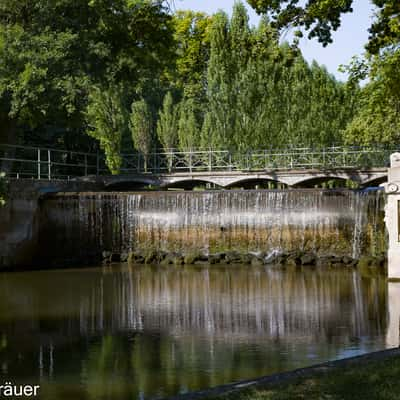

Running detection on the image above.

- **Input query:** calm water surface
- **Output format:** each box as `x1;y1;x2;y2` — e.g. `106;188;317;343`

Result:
0;264;396;399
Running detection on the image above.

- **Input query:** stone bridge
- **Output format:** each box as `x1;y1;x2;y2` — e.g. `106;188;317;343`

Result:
0;144;393;189
98;168;388;189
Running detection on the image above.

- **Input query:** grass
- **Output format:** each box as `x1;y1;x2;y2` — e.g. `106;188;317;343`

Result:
209;353;400;400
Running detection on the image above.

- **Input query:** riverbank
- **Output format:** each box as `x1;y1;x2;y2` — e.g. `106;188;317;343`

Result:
170;348;400;400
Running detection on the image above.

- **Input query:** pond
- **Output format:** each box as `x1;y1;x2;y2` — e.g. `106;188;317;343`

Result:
0;264;395;399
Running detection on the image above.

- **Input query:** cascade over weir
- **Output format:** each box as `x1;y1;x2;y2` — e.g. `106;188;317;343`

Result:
39;189;386;266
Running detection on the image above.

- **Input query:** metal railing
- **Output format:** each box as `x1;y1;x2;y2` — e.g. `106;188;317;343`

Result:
0;144;395;179
0;144;100;180
121;146;394;173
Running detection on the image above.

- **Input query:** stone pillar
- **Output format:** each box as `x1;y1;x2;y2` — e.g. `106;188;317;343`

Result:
385;153;400;279
386;282;400;347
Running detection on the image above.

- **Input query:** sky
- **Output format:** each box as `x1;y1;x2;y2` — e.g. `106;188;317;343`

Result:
174;0;375;81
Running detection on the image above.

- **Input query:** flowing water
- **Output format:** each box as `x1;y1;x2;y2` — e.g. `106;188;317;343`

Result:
0;264;396;400
39;190;385;264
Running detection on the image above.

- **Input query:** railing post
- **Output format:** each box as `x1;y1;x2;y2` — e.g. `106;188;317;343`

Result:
264;150;267;170
209;149;212;171
189;150;193;173
47;149;51;180
37;148;41;180
168;151;172;173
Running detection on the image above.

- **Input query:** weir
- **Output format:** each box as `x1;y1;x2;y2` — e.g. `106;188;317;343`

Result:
38;189;386;266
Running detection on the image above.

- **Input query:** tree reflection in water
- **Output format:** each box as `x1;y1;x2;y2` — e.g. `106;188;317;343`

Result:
0;265;389;399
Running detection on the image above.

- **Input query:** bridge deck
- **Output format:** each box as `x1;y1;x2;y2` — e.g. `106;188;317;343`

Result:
0;144;391;187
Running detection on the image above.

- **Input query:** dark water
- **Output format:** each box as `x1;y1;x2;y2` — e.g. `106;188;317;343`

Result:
0;264;395;399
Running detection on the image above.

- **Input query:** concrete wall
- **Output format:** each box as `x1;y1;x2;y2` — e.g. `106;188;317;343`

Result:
0;198;40;268
0;179;103;270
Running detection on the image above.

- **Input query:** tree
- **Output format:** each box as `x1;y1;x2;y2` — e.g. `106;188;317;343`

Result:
247;0;400;148
85;85;127;174
130;99;153;172
171;10;213;101
157;92;179;151
344;51;400;145
178;98;199;152
246;0;400;52
200;4;354;152
0;0;174;150
201;11;234;150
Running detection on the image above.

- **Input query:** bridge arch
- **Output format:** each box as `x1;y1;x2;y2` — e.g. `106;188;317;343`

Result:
291;175;359;188
161;179;223;190
360;174;387;188
104;177;158;191
224;177;288;189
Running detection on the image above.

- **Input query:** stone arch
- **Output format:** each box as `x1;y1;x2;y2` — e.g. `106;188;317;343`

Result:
104;177;157;191
161;179;223;190
361;174;387;188
224;177;287;189
291;175;358;188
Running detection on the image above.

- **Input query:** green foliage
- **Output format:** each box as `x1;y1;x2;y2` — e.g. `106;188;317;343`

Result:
86;86;127;174
177;98;199;151
246;0;400;149
0;0;174;149
246;0;353;47
157;92;179;150
0;0;373;168
246;1;400;53
344;67;400;145
171;10;213;101
342;12;400;145
130;99;153;171
199;7;355;151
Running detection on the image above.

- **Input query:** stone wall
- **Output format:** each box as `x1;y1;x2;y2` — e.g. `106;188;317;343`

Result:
0;179;103;269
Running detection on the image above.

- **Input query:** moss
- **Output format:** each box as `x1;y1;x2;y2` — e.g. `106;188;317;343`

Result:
358;255;376;269
184;252;202;265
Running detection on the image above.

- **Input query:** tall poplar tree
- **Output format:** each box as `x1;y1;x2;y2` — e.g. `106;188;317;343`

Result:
130;99;153;172
157;92;178;151
178;98;199;152
86;85;127;174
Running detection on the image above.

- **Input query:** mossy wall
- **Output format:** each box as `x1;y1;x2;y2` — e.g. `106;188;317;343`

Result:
39;190;386;266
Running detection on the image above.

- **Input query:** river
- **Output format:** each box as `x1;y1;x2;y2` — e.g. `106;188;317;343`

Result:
0;263;396;399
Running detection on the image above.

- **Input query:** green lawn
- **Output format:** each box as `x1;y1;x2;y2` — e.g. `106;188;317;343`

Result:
209;353;400;400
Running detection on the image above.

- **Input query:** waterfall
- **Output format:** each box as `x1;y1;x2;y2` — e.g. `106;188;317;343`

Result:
40;189;385;262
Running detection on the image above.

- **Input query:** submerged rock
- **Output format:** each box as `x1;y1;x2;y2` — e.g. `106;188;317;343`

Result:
251;256;264;267
301;254;316;265
114;248;387;272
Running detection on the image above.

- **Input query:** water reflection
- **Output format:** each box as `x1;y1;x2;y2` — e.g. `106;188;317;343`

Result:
0;265;391;399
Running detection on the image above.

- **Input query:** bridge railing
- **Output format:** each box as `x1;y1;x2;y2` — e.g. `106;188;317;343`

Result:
0;143;396;179
0;144;99;180
120;146;395;173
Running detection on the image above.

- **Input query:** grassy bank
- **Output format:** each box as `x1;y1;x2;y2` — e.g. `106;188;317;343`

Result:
209;351;400;400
